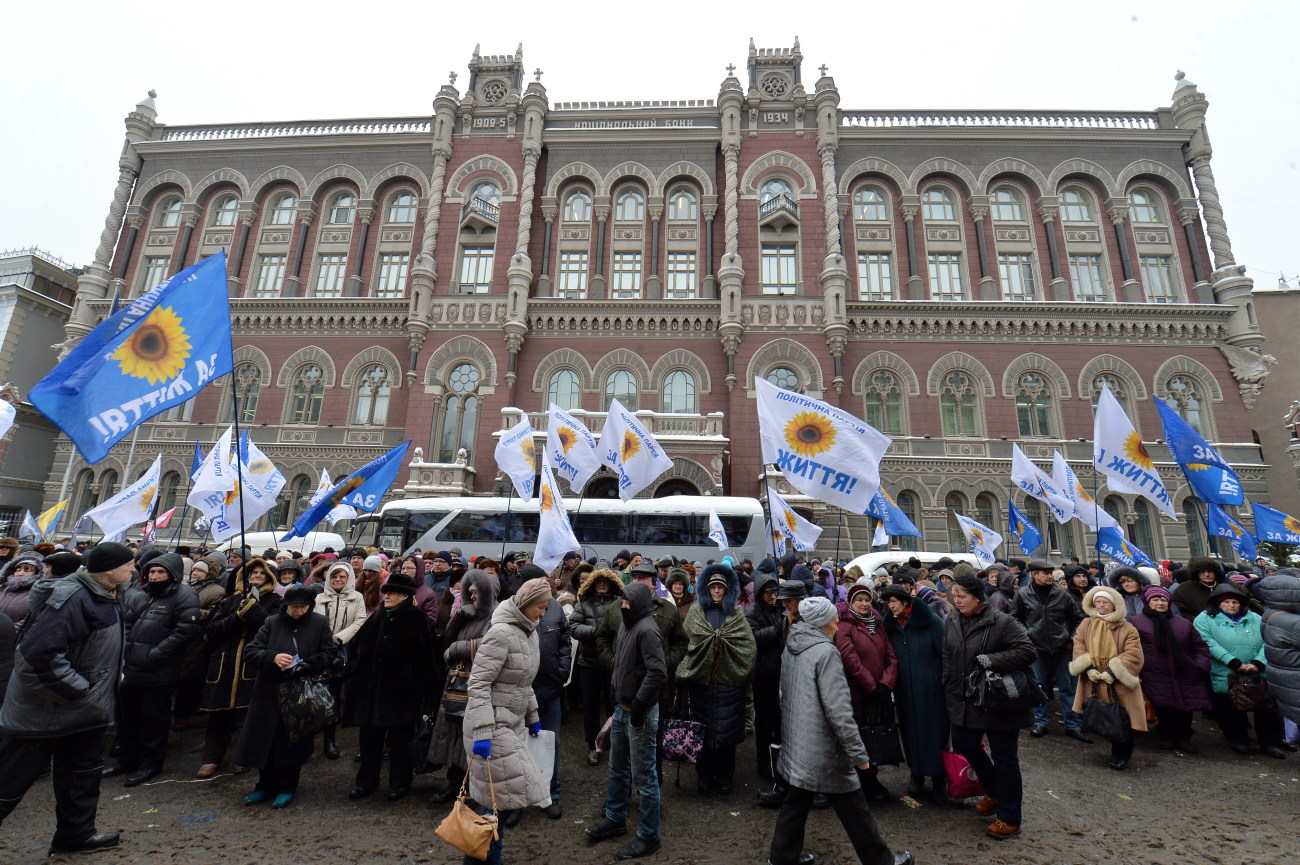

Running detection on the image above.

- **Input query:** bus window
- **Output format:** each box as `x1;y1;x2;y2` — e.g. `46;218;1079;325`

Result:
377;512;407;552
690;514;751;548
505;513;540;543
440;510;509;542
633;513;692;546
572;512;631;545
406;511;449;552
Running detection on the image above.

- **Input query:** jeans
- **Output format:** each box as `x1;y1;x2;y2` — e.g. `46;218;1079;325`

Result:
535;691;562;804
1031;648;1082;731
0;728;109;845
951;724;1023;826
769;784;894;865
603;704;660;842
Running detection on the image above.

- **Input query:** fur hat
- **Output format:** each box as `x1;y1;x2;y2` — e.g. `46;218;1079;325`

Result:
1083;585;1126;619
879;585;912;606
775;579;807;601
44;551;82;577
282;585;316;606
381;573;418;596
953;576;988;601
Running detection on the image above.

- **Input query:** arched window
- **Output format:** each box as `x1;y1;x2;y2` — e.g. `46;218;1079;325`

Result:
604;369;637;411
438;363;481;462
990;187;1025;222
1183;496;1206;557
386;192;418;223
1163;374;1206;436
946;492;968;550
667;187;698;220
223;362;261;424
760;177;794;204
1128;188;1162;224
562;190;592;222
895;491;920;551
73;468;96;519
614;189;645;221
1060;187;1095;222
269;474;313;531
161;399;194;422
1103;496;1124;528
98;470;119;504
156;196;183;228
1091;373;1129;414
1015;372;1055;438
470;181;501;209
327;192;356;224
853;187;888;221
353;364;391;426
211;195;239;227
268;193;298;225
765;367;800;392
922;187;956;221
662;370;697;414
863;370;903;434
288;364;325;424
976;493;997;529
159;471;182;513
1131;499;1155;553
547;369;581;411
939;371;979;436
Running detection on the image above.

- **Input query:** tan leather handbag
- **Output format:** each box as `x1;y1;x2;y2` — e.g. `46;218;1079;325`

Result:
435;761;498;860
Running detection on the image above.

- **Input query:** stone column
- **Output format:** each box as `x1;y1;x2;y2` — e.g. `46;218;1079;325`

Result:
228;212;254;296
172;213;197;277
345;208;373;297
109;214;143;301
969;201;996;300
1178;207;1213;302
701;204;717;298
503;80;548;390
1108;204;1142;302
536;207;556;296
590;206;609;299
717;73;746;391
282;205;315;298
1038;202;1069;300
646;205;663;299
900;200;924;299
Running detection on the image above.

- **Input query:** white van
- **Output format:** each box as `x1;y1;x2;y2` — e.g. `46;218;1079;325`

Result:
844;550;981;579
217;530;347;555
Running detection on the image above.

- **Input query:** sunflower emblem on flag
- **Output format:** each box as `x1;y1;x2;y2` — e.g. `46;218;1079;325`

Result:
1122;431;1155;471
784;411;836;457
222;480;241;508
1074;480;1094;504
330;475;366;506
540;484;554;512
770;524;785;542
1226;520;1243;538
1185;463;1211;472
1285;515;1300;535
969;527;985;547
249;457;274;476
1120;539;1135;559
111;306;192;385
139;483;158;513
520;436;537;470
620;430;640;462
783;509;799;534
556;426;577;454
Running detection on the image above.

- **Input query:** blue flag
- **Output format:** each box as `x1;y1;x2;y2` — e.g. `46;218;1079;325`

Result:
1096;526;1155;567
865;488;922;538
1206;504;1258;562
1154;396;1243;505
190;442;204;481
280;441;411;542
1007;501;1043;556
1253;502;1300;545
31;253;233;464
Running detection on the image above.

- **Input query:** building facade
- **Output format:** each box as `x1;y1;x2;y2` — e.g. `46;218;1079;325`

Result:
47;43;1275;560
1246;288;1299;520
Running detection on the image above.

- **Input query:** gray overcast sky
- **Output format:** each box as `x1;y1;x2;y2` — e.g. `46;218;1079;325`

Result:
3;1;1297;287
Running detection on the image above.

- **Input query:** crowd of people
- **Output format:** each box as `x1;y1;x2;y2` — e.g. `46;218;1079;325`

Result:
1;533;1299;863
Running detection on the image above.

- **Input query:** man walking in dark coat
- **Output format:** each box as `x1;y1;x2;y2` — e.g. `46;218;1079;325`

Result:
0;542;134;855
1013;559;1089;741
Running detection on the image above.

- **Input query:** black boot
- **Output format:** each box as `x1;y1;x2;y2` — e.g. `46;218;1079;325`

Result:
906;772;925;797
930;774;950;805
323;728;340;761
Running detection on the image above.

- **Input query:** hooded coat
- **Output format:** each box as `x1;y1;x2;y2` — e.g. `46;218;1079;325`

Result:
1193;582;1268;694
746;572;784;683
569;569;622;669
313;563;368;645
0;552;44;627
342;596;436;728
1130;602;1213;713
1172;557;1226;618
1253;571;1300;724
200;558;283;712
464;595;544;810
1068;587;1148;731
664;568;694;621
883;596;947;776
677;564;757;749
121;553;201;688
427;569;500;771
609;582;668;712
941;602;1037;731
595;580;686;693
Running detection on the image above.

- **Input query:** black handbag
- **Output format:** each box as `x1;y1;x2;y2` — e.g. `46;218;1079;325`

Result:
963;630;1047;713
1228;672;1275;712
411;712;436;773
440;661;471;718
855;691;903;765
1082;681;1130;743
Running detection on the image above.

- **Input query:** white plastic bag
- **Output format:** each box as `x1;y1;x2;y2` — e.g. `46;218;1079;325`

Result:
524;729;556;807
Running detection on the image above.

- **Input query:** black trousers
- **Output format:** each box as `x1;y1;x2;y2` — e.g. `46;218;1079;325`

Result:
1151;705;1194;743
696;744;736;786
253;762;302;796
753;680;781;778
201;707;244;765
579;665;613;749
355;724;414;793
769;783;894;865
0;728;107;845
172;678;203;723
118;683;175;771
1211;692;1285;747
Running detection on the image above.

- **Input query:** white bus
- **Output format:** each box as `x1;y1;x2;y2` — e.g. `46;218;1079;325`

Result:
371;496;767;565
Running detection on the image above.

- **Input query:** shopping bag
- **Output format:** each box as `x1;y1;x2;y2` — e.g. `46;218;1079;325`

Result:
941;749;985;799
275;675;337;744
524;729;555;807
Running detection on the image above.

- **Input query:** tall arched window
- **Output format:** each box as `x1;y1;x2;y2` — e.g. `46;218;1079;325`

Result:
1103;496;1124;529
1131;499;1155;553
976;493;997;529
470;181;501;209
614;189;645;222
156;196;183;228
662;370;697;414
853;187;888;221
269;474;313;531
760;178;794;205
895;491;920;551
562;190;592;222
1128;188;1163;224
438;363;481;462
667;187;697;221
1061;187;1095;222
268;193;298;225
211;195;239;226
990;187;1025;222
73;469;96;519
288;364;325;424
863;370;903;434
224;362;261;424
159;471;182;513
1164;374;1207;436
766;367;800;392
1183;497;1206;557
353;364;391;426
386;192;418;223
327;192;356;224
1091;373;1128;414
946;492;968;550
940;371;979;436
547;369;580;411
922;187;956;221
604;369;637;411
1015;372;1054;438
98;470;119;504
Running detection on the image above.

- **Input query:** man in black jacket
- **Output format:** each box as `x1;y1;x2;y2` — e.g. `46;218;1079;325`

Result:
585;581;666;860
529;563;572;820
0;541;134;855
747;572;783;781
103;552;200;786
1012;559;1089;741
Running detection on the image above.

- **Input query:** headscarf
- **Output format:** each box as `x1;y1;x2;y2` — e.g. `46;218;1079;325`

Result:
513;577;552;611
1141;584;1182;662
1082;586;1125;673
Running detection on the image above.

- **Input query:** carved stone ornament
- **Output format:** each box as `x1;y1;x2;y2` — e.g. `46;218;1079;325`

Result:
1218;342;1278;409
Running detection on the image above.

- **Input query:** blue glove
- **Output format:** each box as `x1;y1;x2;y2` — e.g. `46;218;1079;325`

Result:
528;722;542;737
472;739;491;759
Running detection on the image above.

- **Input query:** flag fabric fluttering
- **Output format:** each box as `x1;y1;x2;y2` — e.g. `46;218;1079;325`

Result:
1010;444;1072;524
190;441;204;480
207;444;272;545
30;253;234;463
1051;450;1121;532
494;418;538;501
1154;396;1244;506
755;377;890;514
872;522;889;548
187;427;235;520
142;519;157;545
599;399;674;501
766;488;823;552
238;430;286;505
953;511;1003;567
766;521;789;557
545;404;601;492
1007;501;1043;556
68;515;92;549
153;506;176;530
309;469;358;527
1206;503;1258;562
533;458;581;574
281;441;411;542
19;510;40;541
1252;502;1300;545
36;499;68;539
83;455;162;539
1096;526;1156;567
0;399;15;441
707;508;730;551
1092;385;1176;518
865;488;923;538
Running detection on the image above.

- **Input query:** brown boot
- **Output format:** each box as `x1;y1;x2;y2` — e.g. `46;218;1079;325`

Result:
974;795;999;816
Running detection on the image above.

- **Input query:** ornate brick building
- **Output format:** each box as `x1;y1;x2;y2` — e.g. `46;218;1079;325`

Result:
47;43;1275;560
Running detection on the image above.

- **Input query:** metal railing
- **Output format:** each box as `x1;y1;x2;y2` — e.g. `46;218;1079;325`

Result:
463;197;500;223
759;194;798;219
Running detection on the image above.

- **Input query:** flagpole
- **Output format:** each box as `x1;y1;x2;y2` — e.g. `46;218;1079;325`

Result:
1089;462;1103;562
833;507;843;564
762;464;778;561
168;503;191;550
501;477;513;563
1190;497;1223;560
228;373;248;558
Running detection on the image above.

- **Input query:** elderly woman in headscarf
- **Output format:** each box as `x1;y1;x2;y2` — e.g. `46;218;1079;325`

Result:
1069;586;1147;770
676;563;756;794
834;583;898;801
0;551;44;629
1129;584;1211;753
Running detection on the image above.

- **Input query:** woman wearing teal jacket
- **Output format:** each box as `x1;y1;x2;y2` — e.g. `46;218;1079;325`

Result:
1192;583;1287;757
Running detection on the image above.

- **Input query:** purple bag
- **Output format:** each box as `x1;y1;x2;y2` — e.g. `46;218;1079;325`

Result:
661;718;704;763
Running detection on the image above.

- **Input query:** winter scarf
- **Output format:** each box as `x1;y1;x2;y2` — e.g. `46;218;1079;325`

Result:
676;602;757;689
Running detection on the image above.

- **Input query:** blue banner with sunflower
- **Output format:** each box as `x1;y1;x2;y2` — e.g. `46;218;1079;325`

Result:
1154;396;1244;506
31;253;233;463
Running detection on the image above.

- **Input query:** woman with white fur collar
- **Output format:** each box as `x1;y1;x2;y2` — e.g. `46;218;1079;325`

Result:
1069;586;1147;770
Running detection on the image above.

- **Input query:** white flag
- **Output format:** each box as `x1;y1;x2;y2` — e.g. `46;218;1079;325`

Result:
0;399;15;441
209;453;271;544
1092;384;1175;519
765;521;788;557
495;417;537;502
707;508;730;551
533;459;580;574
600;399;674;501
545;404;601;492
1051;450;1120;532
953;511;1003;568
242;435;286;501
19;510;40;540
1010;443;1072;524
872;522;889;547
188;427;236;519
84;455;162;539
755;377;890;514
309;469;358;526
767;488;823;552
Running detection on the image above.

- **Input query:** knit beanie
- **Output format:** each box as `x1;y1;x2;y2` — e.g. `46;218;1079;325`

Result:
1142;584;1172;603
798;596;837;628
362;555;385;572
85;542;134;573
